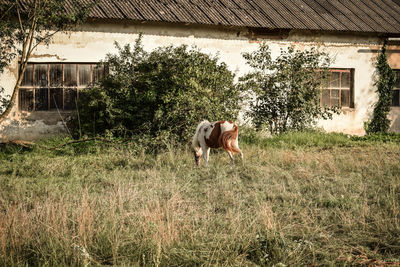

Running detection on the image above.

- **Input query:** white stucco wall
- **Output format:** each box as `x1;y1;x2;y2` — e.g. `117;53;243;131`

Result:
0;20;399;140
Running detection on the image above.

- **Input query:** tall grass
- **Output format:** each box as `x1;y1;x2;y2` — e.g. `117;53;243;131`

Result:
0;132;399;266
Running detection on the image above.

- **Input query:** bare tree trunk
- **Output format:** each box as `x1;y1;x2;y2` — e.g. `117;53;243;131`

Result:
0;0;37;124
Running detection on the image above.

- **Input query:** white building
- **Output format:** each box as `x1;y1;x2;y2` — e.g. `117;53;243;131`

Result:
1;0;400;140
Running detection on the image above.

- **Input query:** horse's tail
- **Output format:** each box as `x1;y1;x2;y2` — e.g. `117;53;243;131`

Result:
219;125;241;153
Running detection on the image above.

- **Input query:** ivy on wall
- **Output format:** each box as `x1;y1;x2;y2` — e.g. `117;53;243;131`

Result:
365;40;396;134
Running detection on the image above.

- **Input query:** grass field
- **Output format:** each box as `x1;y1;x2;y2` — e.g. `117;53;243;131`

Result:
0;131;399;266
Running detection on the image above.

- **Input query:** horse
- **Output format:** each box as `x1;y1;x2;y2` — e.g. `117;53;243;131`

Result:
192;120;243;166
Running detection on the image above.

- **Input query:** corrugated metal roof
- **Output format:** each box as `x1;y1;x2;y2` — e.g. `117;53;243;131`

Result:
98;0;124;19
340;0;387;33
83;0;105;19
364;0;400;31
252;0;293;29
114;1;143;20
78;0;400;35
278;0;321;30
294;0;335;31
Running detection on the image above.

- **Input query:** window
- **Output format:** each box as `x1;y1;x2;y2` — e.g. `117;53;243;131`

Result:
392;69;400;107
321;69;354;108
19;63;105;111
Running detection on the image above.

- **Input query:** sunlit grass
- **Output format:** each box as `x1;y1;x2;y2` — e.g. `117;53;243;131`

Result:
0;132;399;266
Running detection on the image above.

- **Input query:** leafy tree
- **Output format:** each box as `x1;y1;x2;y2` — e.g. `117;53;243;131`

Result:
0;0;94;121
71;36;242;144
0;87;10;115
240;44;338;134
365;40;396;134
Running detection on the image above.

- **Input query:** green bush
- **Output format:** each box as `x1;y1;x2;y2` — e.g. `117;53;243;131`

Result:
70;35;242;146
239;44;339;134
351;132;400;143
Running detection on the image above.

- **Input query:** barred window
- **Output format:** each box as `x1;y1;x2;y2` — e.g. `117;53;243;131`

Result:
19;63;105;111
321;69;354;108
391;69;400;107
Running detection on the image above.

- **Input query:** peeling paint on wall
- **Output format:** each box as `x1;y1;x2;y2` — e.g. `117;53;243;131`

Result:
29;54;67;61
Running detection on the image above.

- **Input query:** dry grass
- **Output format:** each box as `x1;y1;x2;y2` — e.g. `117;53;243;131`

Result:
0;133;399;266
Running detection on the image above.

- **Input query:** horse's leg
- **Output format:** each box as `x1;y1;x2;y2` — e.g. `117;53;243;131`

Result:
205;147;211;167
238;149;244;160
233;139;243;160
238;149;244;166
201;144;210;167
227;151;234;165
193;147;203;166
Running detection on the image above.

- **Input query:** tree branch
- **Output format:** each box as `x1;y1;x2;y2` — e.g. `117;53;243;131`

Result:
30;29;60;53
23;2;38;66
0;2;16;20
16;1;25;35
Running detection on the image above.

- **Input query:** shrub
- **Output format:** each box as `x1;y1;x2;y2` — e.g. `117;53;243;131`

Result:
70;35;242;146
240;44;339;134
351;132;400;143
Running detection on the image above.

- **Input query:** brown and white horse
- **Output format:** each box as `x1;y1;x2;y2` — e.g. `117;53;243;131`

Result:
192;120;243;166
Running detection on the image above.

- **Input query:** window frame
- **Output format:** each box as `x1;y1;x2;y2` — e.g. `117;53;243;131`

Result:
320;68;354;109
18;62;104;112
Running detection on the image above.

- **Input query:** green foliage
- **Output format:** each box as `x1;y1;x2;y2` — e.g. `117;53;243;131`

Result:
0;22;15;75
0;87;10;114
71;35;242;145
240;44;339;134
351;132;400;143
365;40;397;134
